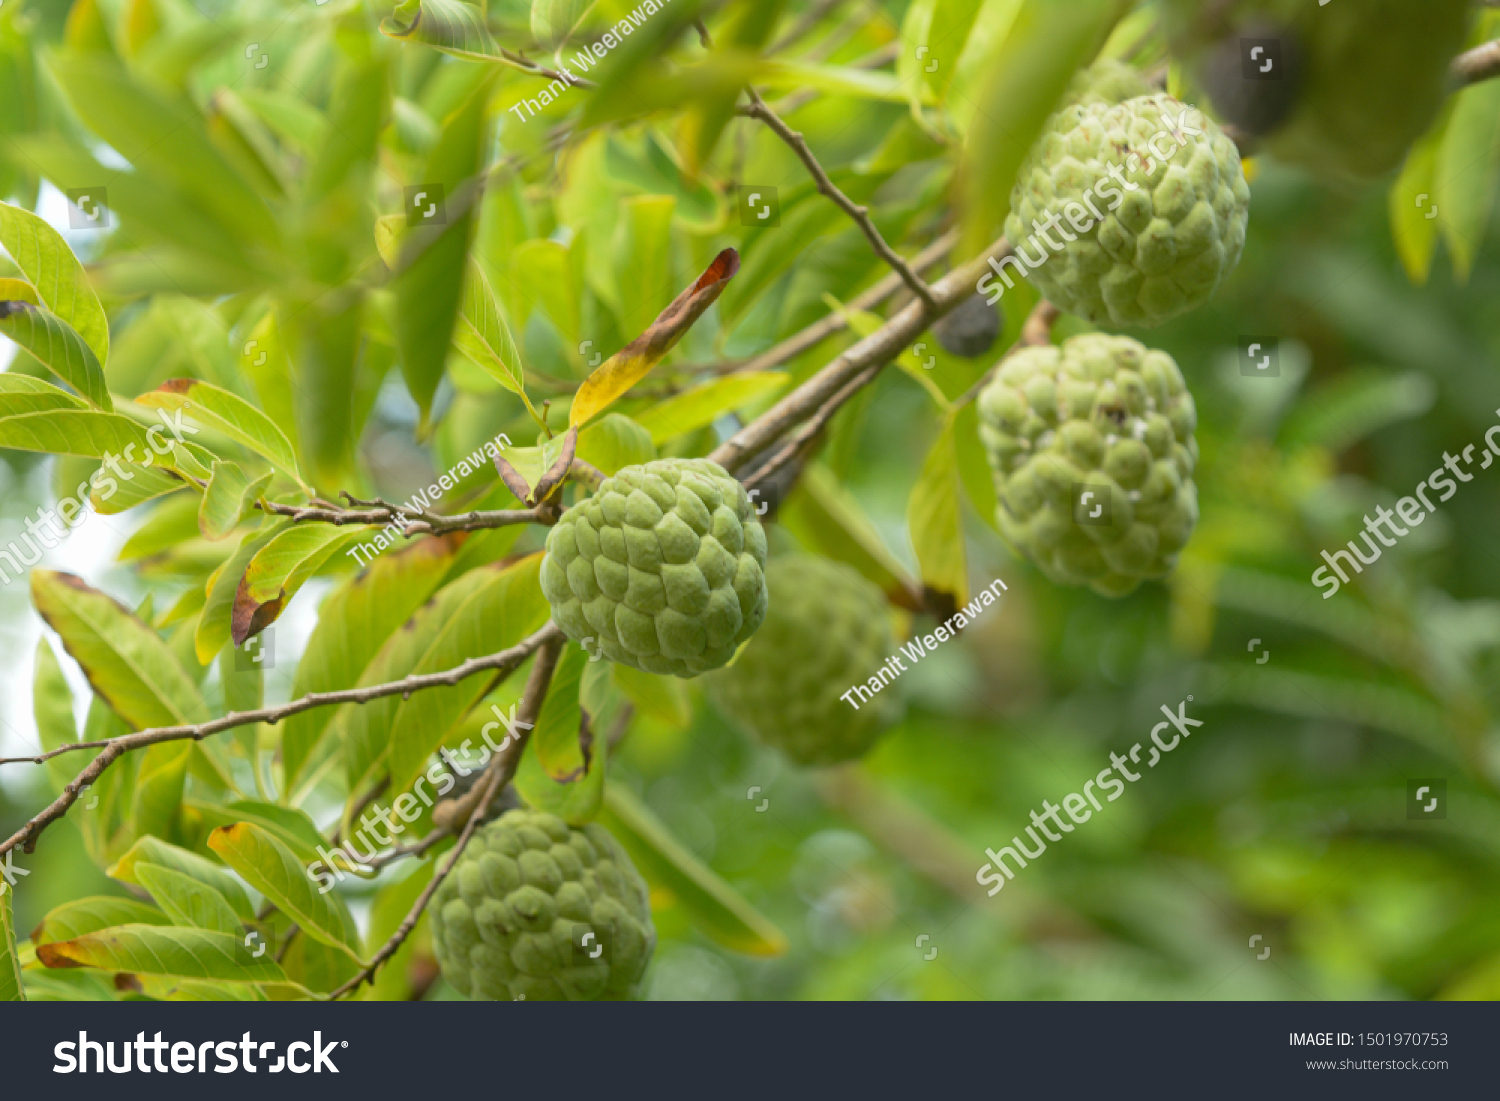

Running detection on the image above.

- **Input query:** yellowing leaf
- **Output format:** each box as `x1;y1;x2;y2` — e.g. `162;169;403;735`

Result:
570;248;740;427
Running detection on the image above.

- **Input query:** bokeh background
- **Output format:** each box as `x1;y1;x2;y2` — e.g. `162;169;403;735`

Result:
3;0;1500;1000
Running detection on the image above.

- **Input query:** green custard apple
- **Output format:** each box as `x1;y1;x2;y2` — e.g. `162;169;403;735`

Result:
976;334;1199;598
705;555;897;766
996;93;1250;328
429;810;656;1001
541;457;768;677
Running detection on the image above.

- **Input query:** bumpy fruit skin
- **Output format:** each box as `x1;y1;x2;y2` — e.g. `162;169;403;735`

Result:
1166;0;1469;180
541;458;768;677
705;555;896;766
1003;94;1249;328
976;334;1199;598
429;810;655;1001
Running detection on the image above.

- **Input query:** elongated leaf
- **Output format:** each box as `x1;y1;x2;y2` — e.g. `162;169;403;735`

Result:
186;801;327;870
0;408;207;476
779;463;919;607
231;525;363;645
209;823;364;964
601;786;787;957
280;536;460;796
571;248;740;427
195;520;290;665
611;663;690;728
135;863;243;935
633;372;789;446
959;0;1127;255
350;554;550;800
36;924;286;983
576;413;656;474
108;841;255;924
953;402;999;534
898;0;985;111
0;879;21;1001
0;276;38;304
138;378;302;486
381;0;501;62
30;897;169;946
0;303;111;409
0;200;110;363
907;414;968;604
515;711;606;824
128;740;192;844
1434;78;1500;282
1390;105;1451;286
453;259;541;422
509;238;579;348
31;570;210;730
613;195;677;339
0;373;87;417
531;644;589;782
367;862;435;1000
394;73;494;426
531;0;589;50
199;460;271;540
45;56;279;251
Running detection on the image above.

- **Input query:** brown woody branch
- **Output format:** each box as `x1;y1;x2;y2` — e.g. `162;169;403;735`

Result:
261;493;547;536
0;624;562;858
1453;37;1500;87
329;635;563;1000
709;236;1013;475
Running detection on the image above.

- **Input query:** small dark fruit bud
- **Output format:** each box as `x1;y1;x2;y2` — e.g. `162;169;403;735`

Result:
934;293;1002;359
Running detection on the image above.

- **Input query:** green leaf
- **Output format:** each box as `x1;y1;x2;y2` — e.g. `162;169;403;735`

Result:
509;238;579;347
600;785;787;957
30;897;169;945
135;863;244;935
0;372;88;416
199;460;272;541
128;740;193;844
208;823;364;964
186;802;328;870
1390;106;1450;286
45;55;279;251
195;520;291;665
907;413;968;604
953;402;999;533
633;372;789;446
381;0;501;62
0;200;110;363
36;924;287;984
779;464;919;606
613;194;677;339
0;408;207;476
959;0;1128;255
108;837;255;922
531;644;589;782
231;525;365;645
30;570;211;730
0;877;21;1001
453;258;541;423
898;0;986;111
515;713;607;825
611;662;691;728
137;379;303;487
366;863;435;1000
280;536;460;798
349;554;551;800
394;73;495;427
1279;369;1437;453
1434;79;1500;282
758;60;933;104
0;302;111;410
32;637;80;799
576;412;656;474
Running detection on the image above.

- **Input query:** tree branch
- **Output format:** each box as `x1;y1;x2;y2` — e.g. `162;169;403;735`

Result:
693;17;936;310
1453;37;1500;87
709;236;1012;474
329;635;563;1000
260;493;546;536
674;230;958;377
0;623;562;858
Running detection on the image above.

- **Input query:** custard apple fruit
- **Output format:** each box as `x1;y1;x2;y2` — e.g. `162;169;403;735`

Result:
976;334;1199;598
705;555;897;766
541;458;768;677
998;93;1250;328
1166;0;1469;180
429;809;655;1001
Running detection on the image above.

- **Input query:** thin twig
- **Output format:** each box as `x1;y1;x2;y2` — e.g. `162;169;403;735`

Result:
260;496;544;536
329;636;563;1000
694;18;936;310
708;236;1012;475
1453;37;1500;87
0;624;561;858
